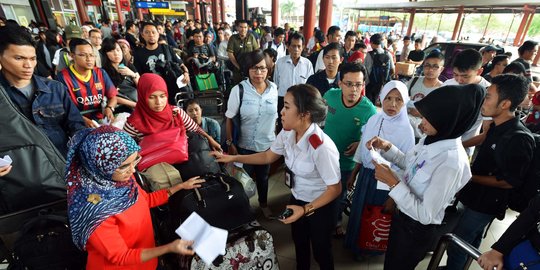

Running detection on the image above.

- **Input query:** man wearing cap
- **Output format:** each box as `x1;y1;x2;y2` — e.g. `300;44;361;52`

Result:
399;36;411;62
52;24;82;74
480;45;497;76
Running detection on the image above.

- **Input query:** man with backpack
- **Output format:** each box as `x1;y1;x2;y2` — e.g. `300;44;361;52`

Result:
446;74;536;270
262;27;286;60
364;33;395;104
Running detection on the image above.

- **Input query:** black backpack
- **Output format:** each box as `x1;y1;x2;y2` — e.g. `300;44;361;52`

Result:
11;213;87;270
368;50;391;85
154;44;188;104
366;50;391;103
495;129;540;212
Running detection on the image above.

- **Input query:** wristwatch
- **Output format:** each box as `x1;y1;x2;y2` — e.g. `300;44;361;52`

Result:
225;139;233;146
304;204;315;217
106;106;115;113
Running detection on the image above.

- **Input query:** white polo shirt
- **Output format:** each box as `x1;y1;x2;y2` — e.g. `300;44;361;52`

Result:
270;123;341;202
273;55;314;97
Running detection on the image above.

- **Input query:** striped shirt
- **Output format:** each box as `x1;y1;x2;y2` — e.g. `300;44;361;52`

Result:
57;65;117;120
124;107;203;141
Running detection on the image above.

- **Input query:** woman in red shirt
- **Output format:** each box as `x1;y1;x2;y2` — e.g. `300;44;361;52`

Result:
66;126;203;269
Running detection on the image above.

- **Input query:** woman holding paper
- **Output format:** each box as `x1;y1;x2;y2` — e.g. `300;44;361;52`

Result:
213;84;341;270
344;80;414;259
66;126;203;270
366;84;485;270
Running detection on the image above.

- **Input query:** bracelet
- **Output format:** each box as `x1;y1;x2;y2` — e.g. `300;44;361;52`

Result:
167;188;173;197
389;181;400;190
106;106;115;112
303;204;315;217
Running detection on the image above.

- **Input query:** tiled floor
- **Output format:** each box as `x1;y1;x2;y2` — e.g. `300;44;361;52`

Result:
0;168;518;270
254;167;519;270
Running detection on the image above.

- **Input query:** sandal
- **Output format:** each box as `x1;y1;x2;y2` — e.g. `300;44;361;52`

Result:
333;226;346;238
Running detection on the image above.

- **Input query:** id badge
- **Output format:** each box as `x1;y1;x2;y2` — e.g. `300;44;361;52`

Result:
285;166;294;188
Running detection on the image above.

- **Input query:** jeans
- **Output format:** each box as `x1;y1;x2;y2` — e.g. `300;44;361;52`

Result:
238;147;270;206
446;203;495;270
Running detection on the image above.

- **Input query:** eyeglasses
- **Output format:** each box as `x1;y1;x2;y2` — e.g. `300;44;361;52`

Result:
75;53;96;59
115;155;142;175
343;81;365;88
423;64;440;70
250;66;268;73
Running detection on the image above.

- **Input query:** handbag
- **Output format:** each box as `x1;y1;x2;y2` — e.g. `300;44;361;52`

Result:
225;163;256;198
357;205;392;251
138;127;188;171
195;73;218;91
505;239;540;270
140;162;183;191
169;172;254;230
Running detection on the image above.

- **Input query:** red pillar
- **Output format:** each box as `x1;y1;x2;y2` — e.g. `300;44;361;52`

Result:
137;9;143;20
303;0;316;44
114;0;124;24
75;0;90;24
220;0;226;22
520;7;535;45
406;8;415;36
271;0;279;27
451;6;464;40
319;0;332;34
211;0;219;23
514;5;531;46
193;0;201;20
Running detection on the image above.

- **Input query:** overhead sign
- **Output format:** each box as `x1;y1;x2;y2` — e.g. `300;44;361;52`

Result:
149;8;186;16
135;1;169;9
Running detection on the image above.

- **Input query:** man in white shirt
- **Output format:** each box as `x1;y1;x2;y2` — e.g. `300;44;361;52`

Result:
442;48;492;157
262;27;286;60
274;32;314;131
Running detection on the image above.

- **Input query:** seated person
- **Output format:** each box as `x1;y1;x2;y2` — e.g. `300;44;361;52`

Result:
124;73;221;151
66;126;202;269
101;37;140;110
185;99;221;142
0;25;85;156
187;29;216;73
56;38;122;127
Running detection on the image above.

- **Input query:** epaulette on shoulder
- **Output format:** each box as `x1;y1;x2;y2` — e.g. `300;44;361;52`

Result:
308;134;323;149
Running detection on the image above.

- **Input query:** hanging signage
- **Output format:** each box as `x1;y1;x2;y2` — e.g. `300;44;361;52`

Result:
84;0;102;6
135;1;170;9
120;0;130;11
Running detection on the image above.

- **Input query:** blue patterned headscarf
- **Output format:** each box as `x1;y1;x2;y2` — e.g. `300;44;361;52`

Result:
65;126;141;250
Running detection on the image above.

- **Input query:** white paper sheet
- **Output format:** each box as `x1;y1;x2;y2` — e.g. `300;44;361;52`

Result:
175;212;228;266
370;149;392;191
176;75;187;89
0;155;12;167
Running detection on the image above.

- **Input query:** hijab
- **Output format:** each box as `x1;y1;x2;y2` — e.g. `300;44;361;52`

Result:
127;73;182;135
66;126;140;250
357;80;415;169
415;84;485;145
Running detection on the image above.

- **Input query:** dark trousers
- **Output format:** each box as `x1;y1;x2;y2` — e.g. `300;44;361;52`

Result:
238;147;270;205
277;96;284;132
384;211;437;270
290;196;337;270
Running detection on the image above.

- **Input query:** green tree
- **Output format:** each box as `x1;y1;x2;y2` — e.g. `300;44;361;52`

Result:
280;0;296;22
527;16;540;37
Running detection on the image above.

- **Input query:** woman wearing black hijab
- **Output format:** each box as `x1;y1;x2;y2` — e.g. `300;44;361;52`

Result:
366;84;486;270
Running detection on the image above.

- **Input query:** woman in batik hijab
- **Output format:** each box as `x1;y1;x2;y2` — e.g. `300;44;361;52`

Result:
66;126;203;270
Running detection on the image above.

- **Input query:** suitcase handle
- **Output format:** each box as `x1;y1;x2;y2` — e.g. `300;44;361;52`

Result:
189;173;233;209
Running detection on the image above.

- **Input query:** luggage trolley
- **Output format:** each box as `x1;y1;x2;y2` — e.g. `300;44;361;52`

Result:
427;233;482;270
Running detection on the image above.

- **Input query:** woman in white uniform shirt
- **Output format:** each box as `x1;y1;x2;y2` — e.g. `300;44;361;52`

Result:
367;84;486;270
214;84;341;270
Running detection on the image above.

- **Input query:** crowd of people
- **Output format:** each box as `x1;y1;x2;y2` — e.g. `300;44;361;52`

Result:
0;15;539;270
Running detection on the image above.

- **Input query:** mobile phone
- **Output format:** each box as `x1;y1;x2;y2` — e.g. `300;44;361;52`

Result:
278;208;293;220
118;63;126;69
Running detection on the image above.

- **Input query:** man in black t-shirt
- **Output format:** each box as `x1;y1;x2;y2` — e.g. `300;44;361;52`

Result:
133;22;190;79
407;38;425;65
187;28;215;73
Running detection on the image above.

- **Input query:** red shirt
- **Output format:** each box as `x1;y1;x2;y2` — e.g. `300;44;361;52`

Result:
526;91;540;124
86;185;168;270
